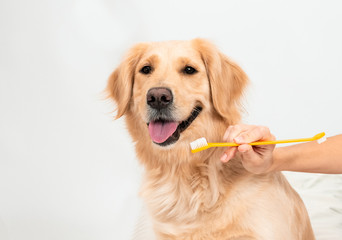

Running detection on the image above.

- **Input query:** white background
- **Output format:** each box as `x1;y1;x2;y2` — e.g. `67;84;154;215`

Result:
0;0;341;239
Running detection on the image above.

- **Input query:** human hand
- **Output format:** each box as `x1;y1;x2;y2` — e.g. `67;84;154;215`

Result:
220;124;276;174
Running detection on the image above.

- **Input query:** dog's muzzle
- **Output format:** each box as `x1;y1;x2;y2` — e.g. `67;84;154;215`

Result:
146;87;202;146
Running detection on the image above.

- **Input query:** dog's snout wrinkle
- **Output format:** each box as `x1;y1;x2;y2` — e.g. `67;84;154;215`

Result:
147;87;173;110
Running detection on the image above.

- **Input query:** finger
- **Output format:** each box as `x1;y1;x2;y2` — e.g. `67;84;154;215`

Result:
237;143;252;153
221;147;238;163
234;126;273;144
222;124;253;162
220;152;228;162
237;144;261;165
227;147;238;161
237;143;275;174
222;125;247;162
223;125;233;141
222;124;261;163
221;147;235;163
222;126;237;161
229;124;249;138
224;124;254;141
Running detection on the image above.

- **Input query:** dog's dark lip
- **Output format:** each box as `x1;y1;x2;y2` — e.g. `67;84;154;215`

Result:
147;106;202;146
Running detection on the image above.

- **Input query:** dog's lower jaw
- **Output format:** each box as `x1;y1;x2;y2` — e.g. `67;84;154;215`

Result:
148;106;203;147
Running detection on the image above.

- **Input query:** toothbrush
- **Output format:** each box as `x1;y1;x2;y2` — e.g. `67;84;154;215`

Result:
190;132;326;153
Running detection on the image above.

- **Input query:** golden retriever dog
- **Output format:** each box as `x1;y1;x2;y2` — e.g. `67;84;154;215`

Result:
106;39;314;239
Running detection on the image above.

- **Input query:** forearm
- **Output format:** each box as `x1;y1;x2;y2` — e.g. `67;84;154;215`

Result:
271;135;342;174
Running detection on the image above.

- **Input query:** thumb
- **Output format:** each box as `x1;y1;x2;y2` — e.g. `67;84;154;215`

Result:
237;144;259;163
238;144;253;154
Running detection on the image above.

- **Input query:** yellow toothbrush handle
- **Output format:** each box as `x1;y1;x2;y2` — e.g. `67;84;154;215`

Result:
210;132;325;147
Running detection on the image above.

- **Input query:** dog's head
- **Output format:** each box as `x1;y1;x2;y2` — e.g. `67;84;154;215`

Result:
107;39;248;155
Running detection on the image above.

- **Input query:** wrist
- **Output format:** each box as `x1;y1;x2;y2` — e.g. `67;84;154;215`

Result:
267;147;283;172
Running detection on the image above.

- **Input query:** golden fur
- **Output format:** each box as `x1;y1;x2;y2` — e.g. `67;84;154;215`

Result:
107;39;315;239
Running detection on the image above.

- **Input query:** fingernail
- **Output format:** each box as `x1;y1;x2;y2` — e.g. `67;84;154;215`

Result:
220;153;227;162
234;136;243;143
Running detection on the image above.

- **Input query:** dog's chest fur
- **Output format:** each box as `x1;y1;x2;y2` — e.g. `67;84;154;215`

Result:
139;155;255;238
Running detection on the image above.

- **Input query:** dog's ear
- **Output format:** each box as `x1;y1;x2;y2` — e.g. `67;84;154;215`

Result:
106;43;148;119
192;39;248;122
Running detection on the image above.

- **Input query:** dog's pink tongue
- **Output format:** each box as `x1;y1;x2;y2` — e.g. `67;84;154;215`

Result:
148;121;178;143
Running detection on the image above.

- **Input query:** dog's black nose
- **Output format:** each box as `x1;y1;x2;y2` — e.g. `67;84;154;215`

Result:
147;87;173;109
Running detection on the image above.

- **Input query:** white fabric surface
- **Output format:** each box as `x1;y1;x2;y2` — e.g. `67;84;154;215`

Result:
284;172;342;240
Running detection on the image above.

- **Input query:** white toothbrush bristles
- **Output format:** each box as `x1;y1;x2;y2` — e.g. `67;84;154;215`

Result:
317;135;327;144
190;137;208;150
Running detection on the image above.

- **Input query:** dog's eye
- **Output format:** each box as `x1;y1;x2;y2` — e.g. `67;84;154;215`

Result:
140;66;152;74
183;66;197;75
